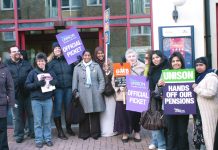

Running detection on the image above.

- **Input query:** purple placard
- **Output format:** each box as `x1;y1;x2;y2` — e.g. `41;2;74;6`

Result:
56;27;85;64
163;82;196;115
126;75;150;112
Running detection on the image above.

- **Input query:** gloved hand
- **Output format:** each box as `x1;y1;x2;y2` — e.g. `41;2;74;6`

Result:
49;80;56;86
72;89;79;99
36;80;46;87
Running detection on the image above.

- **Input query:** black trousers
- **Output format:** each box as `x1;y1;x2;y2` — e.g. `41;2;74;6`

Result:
127;111;141;133
0;117;9;150
166;115;189;150
79;112;101;139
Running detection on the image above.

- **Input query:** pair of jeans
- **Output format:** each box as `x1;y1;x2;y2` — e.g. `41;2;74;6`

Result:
53;88;72;120
12;97;34;140
166;115;189;150
151;129;166;149
0;118;9;150
31;99;53;143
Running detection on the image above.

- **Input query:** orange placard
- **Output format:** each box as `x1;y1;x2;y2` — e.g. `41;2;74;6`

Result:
113;63;131;77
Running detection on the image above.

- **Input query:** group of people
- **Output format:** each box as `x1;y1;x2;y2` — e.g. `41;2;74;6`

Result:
0;43;217;150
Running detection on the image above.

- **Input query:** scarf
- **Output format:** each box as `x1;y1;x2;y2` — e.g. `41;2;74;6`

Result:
195;69;213;84
144;64;150;77
83;60;92;85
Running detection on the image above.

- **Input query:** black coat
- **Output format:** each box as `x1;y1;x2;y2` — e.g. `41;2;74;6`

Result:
48;56;74;88
0;63;15;118
5;59;32;99
25;67;57;101
148;58;168;111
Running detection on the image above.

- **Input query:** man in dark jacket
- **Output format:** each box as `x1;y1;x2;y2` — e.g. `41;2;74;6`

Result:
5;46;34;143
0;56;15;150
48;42;75;140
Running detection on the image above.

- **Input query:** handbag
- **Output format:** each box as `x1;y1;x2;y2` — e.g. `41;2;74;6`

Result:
140;93;165;130
103;72;115;97
140;109;165;130
66;89;86;124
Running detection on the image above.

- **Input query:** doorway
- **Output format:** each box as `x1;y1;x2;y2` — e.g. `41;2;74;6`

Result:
24;30;99;63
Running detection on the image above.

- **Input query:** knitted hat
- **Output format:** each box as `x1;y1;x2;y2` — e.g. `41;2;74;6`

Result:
52;42;60;50
195;57;209;69
35;52;47;62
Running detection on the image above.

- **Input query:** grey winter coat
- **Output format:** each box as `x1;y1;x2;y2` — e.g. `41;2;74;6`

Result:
72;61;105;113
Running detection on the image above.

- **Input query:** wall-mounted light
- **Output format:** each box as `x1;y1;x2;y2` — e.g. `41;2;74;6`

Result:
172;0;187;23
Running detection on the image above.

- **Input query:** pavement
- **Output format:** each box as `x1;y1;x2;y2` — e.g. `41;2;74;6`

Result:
8;120;195;150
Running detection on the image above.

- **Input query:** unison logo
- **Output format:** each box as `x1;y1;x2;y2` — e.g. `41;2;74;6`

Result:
130;79;146;87
61;34;76;44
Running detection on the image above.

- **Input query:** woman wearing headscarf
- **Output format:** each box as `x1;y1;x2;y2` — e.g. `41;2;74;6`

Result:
0;55;15;150
147;50;168;150
72;50;105;140
94;46;105;69
93;46;117;137
114;48;145;142
192;57;218;150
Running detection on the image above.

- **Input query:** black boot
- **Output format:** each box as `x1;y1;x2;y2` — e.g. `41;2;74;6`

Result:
54;117;68;140
66;123;75;136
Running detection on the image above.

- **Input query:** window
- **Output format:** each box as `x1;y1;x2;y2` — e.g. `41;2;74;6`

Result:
2;32;15;41
62;0;82;10
1;0;20;10
131;26;151;36
45;0;58;18
130;0;150;14
87;0;102;6
131;26;151;48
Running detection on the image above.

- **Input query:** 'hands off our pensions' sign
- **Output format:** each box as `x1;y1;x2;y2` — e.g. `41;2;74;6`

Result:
162;69;196;115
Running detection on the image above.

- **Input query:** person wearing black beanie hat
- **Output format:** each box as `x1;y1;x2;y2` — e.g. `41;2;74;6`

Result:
52;42;60;50
48;42;76;140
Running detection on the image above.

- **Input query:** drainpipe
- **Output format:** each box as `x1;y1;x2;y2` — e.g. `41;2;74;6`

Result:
204;0;212;67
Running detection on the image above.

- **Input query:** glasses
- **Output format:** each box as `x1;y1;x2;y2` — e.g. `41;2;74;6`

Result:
10;47;20;54
11;50;20;54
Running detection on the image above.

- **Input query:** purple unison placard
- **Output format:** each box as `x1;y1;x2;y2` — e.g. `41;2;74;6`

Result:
126;75;150;113
56;27;85;64
163;82;196;115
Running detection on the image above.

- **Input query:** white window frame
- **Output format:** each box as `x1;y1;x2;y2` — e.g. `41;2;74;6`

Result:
131;26;151;36
1;0;20;10
2;32;16;41
87;0;102;6
1;0;13;10
144;0;150;14
61;0;81;11
130;0;150;14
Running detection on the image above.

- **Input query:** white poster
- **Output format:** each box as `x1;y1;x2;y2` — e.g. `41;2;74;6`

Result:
37;73;56;93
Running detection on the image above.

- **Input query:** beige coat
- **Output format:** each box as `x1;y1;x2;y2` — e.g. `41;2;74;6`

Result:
112;61;145;102
194;72;218;150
